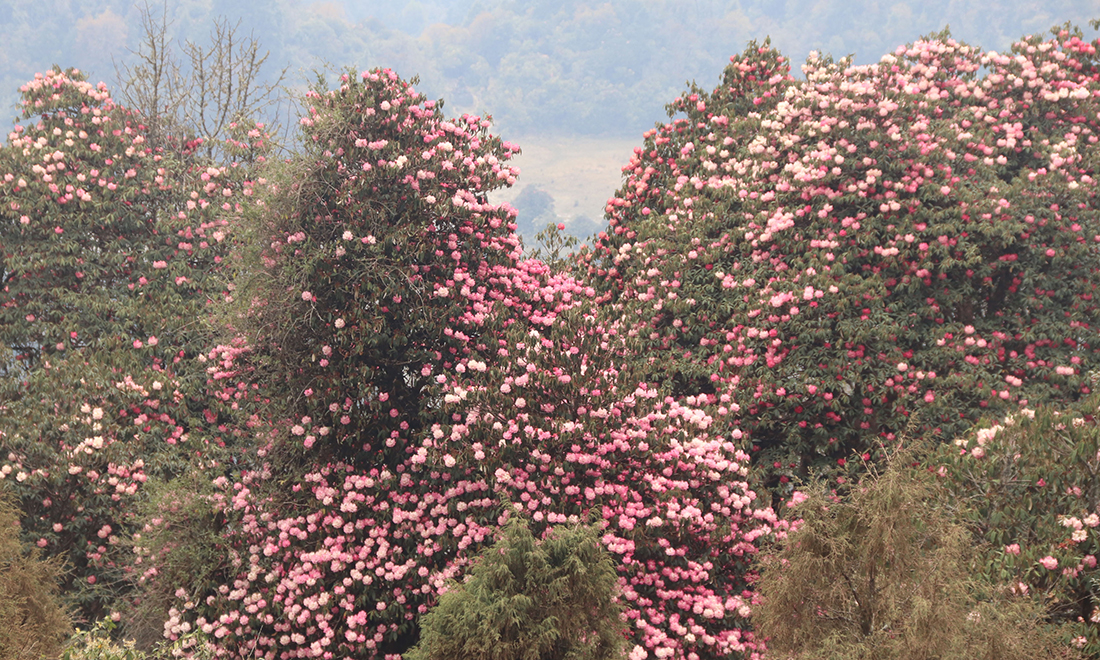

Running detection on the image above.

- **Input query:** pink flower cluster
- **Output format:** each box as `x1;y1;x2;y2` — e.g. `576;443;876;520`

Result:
169;258;788;660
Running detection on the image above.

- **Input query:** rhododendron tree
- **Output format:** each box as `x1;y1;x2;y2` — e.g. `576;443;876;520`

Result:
226;67;523;464
0;68;261;623
586;26;1100;488
149;69;788;660
0;67;261;380
0;67;175;373
935;398;1100;654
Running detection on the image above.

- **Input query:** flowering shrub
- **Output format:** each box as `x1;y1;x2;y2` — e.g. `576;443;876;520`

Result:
150;69;788;660
586;26;1100;487
0;345;257;623
935;397;1100;654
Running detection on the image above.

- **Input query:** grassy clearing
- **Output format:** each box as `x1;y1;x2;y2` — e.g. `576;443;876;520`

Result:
488;133;637;238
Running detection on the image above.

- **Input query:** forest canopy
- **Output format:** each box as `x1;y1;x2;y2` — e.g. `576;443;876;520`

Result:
2;12;1100;660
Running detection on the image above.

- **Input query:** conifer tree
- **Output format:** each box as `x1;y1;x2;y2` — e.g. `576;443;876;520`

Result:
407;517;624;660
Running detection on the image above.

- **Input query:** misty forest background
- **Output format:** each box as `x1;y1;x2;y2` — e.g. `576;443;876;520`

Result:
3;0;1098;244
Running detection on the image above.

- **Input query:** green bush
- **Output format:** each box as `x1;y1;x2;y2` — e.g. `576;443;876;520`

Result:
124;472;231;650
934;396;1100;655
406;516;625;660
0;494;71;660
61;620;143;660
754;444;1076;660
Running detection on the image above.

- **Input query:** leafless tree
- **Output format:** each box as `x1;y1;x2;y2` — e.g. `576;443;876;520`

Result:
115;1;289;161
112;2;188;147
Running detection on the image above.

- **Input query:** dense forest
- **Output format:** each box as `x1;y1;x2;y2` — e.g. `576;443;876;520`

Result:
3;8;1100;660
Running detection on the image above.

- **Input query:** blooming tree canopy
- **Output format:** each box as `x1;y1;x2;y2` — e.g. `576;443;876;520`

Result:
587;27;1100;486
0;67;257;622
149;69;787;660
9;21;1100;660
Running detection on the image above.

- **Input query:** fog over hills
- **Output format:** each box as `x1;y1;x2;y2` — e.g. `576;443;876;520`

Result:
2;0;1096;240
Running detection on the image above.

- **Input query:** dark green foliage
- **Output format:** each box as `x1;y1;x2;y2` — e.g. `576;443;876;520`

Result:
754;445;1077;660
407;516;625;660
0;494;71;660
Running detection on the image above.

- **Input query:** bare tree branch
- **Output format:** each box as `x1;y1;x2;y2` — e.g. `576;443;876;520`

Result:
114;3;289;162
113;1;189;148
